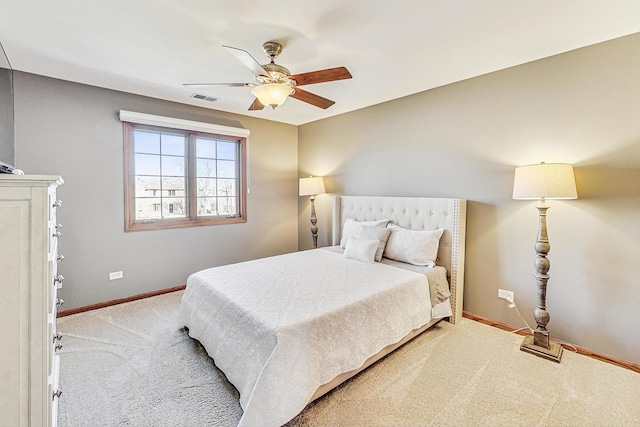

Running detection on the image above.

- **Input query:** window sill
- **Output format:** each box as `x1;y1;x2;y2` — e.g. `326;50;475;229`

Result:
125;215;247;232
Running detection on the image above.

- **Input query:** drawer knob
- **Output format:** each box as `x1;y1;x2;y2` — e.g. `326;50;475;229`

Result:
53;200;63;208
54;274;65;285
53;231;62;238
53;332;64;342
55;223;63;230
53;389;62;400
55;343;63;351
57;254;65;263
56;298;65;307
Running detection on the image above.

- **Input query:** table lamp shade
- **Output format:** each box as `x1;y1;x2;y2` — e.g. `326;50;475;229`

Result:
513;163;577;200
299;177;326;196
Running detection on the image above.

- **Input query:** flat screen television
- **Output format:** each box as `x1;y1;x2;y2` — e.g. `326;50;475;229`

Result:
0;41;15;172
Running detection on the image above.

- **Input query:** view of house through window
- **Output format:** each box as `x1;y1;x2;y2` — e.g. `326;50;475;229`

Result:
195;136;239;217
123;121;247;231
133;129;187;220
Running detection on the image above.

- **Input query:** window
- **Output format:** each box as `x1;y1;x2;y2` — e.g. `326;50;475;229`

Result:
122;117;247;232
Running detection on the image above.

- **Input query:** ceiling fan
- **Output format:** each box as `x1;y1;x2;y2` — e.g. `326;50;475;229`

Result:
184;41;352;110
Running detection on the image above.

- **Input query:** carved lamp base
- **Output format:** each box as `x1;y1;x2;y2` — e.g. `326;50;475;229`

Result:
520;334;563;363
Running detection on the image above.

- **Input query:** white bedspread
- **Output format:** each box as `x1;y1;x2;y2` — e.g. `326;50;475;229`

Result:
179;249;449;426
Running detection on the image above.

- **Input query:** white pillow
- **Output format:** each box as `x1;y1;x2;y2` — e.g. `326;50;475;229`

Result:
383;225;444;267
343;236;380;264
340;218;389;248
358;226;391;262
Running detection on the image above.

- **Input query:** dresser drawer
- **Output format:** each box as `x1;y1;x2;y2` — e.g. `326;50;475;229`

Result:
49;354;61;427
48;220;62;257
48;261;65;315
49;191;62;215
48;315;63;383
48;260;57;314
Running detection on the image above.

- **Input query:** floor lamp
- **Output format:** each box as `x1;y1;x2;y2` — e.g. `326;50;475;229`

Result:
299;176;326;249
513;162;577;363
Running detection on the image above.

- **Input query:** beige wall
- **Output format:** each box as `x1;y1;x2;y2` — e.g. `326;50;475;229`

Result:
15;72;299;309
299;33;640;364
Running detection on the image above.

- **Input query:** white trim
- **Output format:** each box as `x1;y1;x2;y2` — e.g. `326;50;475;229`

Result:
119;110;250;138
246;138;251;194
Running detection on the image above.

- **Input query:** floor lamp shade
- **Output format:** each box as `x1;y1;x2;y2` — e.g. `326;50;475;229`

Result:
513;163;577;200
512;162;577;363
299;177;326;249
299;176;326;197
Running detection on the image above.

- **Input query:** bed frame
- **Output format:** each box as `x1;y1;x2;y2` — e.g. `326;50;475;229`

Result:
309;195;467;402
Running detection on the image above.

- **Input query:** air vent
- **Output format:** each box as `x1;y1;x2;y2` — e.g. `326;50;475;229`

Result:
191;93;218;102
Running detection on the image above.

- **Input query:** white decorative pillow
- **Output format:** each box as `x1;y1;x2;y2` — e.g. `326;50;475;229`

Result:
344;236;380;264
383;225;444;267
340;218;389;248
358;226;392;262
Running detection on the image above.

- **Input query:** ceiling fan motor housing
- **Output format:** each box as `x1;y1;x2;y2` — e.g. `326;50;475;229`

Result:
258;42;293;85
262;41;283;59
259;63;292;84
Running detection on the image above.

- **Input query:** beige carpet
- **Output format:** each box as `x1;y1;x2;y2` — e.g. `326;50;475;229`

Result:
57;291;640;426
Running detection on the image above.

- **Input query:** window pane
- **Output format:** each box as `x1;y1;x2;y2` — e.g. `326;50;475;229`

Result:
196;158;216;177
134;131;160;154
218;197;237;215
217;141;237;160
135;154;160;175
135;197;162;219
162;198;186;218
196;137;217;159
217;160;236;178
197;197;217;216
161;155;185;176
162;177;185;197
135;176;161;198
161;134;186;156
197;178;216;197
216;179;236;197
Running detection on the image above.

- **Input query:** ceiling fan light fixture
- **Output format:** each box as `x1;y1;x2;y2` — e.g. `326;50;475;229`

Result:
251;83;293;108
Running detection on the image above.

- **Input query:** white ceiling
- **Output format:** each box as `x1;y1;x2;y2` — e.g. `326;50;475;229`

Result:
2;1;640;126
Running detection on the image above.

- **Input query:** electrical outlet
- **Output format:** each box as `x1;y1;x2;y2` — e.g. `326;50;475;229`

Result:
498;289;514;303
109;271;124;280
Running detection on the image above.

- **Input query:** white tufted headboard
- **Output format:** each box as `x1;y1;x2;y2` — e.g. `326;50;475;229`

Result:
332;196;467;324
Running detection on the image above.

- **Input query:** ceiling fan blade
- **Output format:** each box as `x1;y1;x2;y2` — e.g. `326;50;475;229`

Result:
290;67;352;86
223;45;270;78
248;98;265;111
290;88;335;109
183;83;252;88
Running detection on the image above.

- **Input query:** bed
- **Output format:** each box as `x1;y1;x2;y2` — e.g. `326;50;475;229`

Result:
179;196;467;426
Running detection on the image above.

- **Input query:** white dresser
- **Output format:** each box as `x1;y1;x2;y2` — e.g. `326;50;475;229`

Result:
0;175;64;427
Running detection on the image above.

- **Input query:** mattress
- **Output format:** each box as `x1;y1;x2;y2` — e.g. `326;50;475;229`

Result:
179;248;452;426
